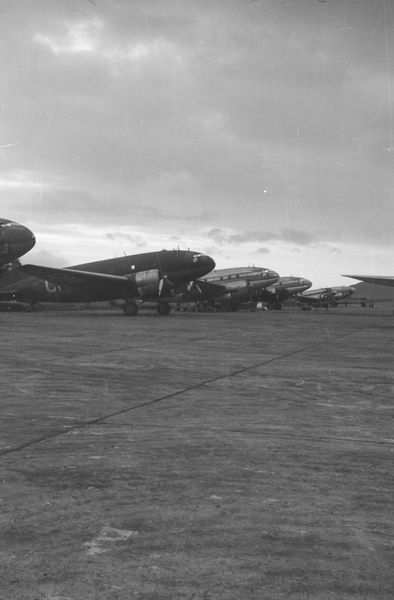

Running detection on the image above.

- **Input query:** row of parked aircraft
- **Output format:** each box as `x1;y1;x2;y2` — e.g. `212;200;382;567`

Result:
0;217;386;316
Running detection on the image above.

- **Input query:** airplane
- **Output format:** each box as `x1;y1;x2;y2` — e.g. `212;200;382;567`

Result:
258;276;312;310
343;274;394;288
174;266;280;312
0;218;36;269
296;285;356;309
0;249;215;316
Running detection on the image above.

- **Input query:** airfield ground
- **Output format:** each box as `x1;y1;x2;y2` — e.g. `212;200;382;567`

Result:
1;305;394;600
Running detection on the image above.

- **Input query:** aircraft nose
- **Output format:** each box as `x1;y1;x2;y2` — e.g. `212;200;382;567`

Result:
0;220;36;261
17;226;36;252
200;254;215;271
192;253;215;278
267;269;280;283
3;222;35;246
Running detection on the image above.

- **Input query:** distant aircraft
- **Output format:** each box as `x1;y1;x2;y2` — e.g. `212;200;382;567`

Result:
175;266;280;312
0;218;35;268
259;276;312;310
343;275;394;288
0;249;215;316
296;285;356;309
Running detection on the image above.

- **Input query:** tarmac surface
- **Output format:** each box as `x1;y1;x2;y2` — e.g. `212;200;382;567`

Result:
1;304;394;599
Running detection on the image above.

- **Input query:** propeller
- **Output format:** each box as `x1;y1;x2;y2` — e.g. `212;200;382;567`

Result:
156;253;175;297
187;281;202;296
158;274;175;297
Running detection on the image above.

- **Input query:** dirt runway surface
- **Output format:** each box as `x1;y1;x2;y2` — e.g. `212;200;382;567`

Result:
1;306;394;599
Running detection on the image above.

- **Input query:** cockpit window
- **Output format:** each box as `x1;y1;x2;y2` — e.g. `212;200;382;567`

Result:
0;221;18;228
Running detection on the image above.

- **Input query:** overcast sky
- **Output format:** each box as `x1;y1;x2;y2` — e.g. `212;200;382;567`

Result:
1;0;393;286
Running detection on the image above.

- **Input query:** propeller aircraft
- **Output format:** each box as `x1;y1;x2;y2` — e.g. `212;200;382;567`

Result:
0;249;215;316
175;266;280;312
296;285;356;309
258;276;312;310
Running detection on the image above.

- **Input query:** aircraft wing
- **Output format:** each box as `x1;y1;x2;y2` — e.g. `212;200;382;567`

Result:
343;275;394;288
179;279;226;301
21;264;129;292
194;280;226;295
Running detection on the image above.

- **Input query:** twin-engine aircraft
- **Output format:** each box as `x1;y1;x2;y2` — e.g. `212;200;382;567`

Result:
296;285;356;308
176;266;280;312
0;250;215;316
258;276;312;310
0;218;36;268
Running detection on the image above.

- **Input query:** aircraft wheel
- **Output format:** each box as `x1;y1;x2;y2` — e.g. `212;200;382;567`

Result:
157;301;171;315
219;301;231;313
273;302;282;310
123;301;139;316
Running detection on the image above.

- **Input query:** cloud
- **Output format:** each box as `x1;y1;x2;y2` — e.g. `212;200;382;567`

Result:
205;227;315;247
106;231;147;247
25;247;68;268
281;229;315;246
2;0;394;287
34;19;103;54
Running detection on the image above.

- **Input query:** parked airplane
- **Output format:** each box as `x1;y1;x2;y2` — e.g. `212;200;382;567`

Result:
175;266;280;312
0;249;215;315
258;276;312;310
343;275;394;288
0;218;36;268
296;285;356;309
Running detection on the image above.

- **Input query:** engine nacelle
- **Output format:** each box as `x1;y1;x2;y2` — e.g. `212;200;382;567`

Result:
128;269;160;297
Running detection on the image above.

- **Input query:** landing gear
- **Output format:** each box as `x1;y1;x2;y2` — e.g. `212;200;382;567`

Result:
123;301;139;316
157;301;171;315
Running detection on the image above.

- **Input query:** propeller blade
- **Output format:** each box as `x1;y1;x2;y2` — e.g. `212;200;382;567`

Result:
158;277;164;296
159;275;175;297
